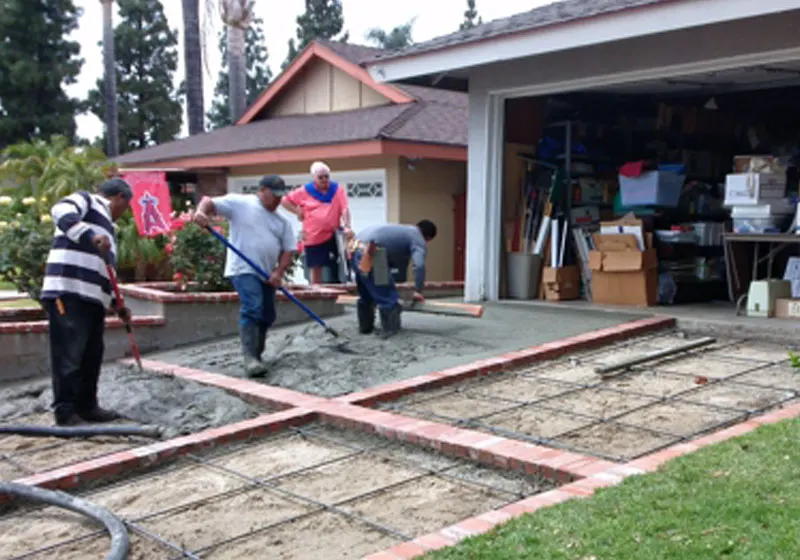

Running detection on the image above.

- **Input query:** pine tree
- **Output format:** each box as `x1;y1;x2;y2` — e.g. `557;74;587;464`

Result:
0;0;83;148
282;0;348;70
87;0;183;154
460;0;482;30
207;17;272;129
365;19;415;51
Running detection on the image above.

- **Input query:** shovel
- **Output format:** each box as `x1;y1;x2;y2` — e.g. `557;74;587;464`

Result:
206;226;356;354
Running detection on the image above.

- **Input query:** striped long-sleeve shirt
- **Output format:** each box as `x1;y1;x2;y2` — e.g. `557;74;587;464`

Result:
40;191;117;308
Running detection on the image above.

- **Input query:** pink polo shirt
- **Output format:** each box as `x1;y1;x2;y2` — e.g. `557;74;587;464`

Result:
284;183;348;246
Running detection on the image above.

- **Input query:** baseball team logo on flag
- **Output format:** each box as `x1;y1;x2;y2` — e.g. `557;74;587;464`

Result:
122;171;173;237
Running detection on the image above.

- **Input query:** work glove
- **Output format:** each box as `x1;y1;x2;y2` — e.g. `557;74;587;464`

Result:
117;306;131;322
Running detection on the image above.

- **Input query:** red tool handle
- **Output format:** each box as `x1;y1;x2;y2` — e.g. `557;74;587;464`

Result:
106;263;143;370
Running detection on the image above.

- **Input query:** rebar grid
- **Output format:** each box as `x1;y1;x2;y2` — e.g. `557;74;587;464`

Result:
5;423;549;560
379;336;799;462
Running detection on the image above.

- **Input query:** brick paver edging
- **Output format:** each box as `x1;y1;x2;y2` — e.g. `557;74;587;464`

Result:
3;408;315;504
0;315;166;334
363;401;800;559
134;359;329;410
339;316;675;406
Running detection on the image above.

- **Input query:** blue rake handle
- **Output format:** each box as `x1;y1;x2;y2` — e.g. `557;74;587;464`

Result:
206;226;341;338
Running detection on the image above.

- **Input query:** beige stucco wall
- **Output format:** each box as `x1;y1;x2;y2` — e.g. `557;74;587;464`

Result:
229;155;401;223
268;58;390;117
399;159;467;282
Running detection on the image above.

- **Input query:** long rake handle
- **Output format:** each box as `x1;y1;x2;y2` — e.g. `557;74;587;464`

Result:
205;226;340;337
105;262;143;370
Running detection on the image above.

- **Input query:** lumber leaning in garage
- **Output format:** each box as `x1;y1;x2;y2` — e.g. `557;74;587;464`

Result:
335;295;485;318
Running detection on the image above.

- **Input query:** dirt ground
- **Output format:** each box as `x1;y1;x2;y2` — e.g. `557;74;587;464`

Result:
0;365;266;481
0;425;553;559
0;364;263;438
147;303;639;397
381;333;800;461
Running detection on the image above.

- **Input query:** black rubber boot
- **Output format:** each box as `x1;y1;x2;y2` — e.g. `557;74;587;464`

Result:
379;305;402;339
240;324;267;377
78;407;120;423
357;301;376;334
257;326;267;358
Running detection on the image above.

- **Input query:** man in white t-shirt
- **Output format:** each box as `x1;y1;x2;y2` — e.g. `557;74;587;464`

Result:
194;175;296;376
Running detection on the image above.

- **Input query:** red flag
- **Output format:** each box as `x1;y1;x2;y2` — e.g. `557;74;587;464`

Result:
122;171;173;237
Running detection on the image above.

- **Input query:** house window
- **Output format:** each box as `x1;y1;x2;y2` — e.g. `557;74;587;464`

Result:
346;182;383;198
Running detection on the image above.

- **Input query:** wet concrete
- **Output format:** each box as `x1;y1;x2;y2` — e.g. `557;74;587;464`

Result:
0;364;261;438
150;302;641;397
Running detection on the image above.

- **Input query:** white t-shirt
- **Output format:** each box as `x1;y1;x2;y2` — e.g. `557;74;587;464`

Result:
212;194;296;278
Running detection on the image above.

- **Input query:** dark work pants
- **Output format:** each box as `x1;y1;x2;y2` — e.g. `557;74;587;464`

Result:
43;295;106;421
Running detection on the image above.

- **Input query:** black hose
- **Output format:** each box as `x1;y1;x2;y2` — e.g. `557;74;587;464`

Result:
0;425;162;439
0;481;128;560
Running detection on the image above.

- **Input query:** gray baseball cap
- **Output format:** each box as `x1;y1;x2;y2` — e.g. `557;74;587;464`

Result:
259;174;291;196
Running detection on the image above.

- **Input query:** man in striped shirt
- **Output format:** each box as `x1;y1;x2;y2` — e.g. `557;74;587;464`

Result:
41;179;133;426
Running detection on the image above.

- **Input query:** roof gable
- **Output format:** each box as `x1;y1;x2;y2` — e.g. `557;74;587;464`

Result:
238;40;414;125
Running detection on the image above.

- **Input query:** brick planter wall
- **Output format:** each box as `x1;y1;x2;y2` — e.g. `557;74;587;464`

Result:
1;316;166;382
117;282;345;351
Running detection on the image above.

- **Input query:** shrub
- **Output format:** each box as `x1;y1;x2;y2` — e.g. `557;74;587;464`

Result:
168;214;230;292
0;196;54;302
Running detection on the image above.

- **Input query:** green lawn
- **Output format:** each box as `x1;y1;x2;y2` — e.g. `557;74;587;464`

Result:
428;418;799;559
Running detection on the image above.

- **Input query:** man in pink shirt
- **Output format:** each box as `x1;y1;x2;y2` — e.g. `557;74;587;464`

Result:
282;161;353;284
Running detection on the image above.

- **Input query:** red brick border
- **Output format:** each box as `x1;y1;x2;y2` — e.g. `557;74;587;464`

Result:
135;359;329;410
338;316;675;406
0;315;166;334
3;408;315;503
363;401;800;559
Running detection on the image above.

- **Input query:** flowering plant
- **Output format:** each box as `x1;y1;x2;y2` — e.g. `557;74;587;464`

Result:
0;196;54;301
167;207;231;292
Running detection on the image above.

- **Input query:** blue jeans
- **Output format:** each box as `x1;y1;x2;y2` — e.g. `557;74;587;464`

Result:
352;249;399;310
231;274;277;329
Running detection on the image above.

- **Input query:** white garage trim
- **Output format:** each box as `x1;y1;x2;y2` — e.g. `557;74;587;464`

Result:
492;46;800;99
367;0;800;83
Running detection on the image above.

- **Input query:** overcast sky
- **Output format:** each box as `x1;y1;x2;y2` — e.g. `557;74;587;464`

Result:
68;0;547;141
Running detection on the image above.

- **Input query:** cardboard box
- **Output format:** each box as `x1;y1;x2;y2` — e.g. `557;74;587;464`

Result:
542;265;581;301
775;298;800;319
724;173;786;206
588;216;658;307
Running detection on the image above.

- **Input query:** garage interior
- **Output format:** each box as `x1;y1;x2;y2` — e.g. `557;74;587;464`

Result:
499;60;800;313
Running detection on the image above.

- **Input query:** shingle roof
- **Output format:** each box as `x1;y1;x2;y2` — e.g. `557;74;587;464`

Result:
114;83;467;166
370;0;669;62
114;40;468;166
316;40;385;65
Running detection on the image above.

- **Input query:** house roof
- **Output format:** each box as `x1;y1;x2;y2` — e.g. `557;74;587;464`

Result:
370;0;670;63
114;81;467;166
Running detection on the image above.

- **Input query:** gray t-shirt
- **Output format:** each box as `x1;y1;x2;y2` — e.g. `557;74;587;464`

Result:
213;194;296;278
357;224;427;291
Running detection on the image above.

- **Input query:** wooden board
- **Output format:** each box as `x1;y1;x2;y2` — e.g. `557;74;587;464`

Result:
336;296;484;318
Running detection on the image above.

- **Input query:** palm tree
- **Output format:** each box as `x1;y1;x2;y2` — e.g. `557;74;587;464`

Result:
219;0;254;124
182;0;206;135
100;0;119;156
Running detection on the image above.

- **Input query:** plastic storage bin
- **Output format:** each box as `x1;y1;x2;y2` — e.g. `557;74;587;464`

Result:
619;171;685;207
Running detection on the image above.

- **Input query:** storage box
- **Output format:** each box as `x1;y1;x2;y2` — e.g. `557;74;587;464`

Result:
733;155;779;174
730;201;794;218
542;265;581;301
775;298;800;319
732;216;790;234
724;173;786;206
575;177;604;204
746;280;791;318
588;218;658;306
618;171;685;208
